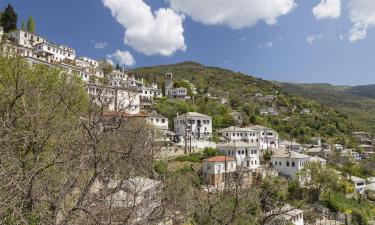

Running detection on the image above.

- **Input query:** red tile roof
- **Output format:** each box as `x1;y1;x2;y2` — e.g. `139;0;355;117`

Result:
205;156;235;162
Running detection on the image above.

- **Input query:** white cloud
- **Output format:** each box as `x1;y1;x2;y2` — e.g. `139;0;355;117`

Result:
167;0;296;29
94;41;108;49
306;34;323;45
102;0;186;56
108;50;136;66
258;42;274;48
312;0;341;19
348;0;375;42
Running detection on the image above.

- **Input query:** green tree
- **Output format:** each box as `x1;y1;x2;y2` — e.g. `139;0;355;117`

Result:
20;20;25;30
98;59;113;75
0;4;18;33
26;15;35;33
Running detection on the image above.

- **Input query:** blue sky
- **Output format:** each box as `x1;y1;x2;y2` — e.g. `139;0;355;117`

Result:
2;0;375;85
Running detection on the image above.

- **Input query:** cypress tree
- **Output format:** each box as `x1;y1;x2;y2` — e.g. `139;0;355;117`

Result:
0;4;18;33
27;15;35;33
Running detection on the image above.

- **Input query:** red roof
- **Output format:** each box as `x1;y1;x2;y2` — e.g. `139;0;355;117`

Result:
205;156;235;162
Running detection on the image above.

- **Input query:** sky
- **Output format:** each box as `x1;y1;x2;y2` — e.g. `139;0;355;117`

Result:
2;0;375;85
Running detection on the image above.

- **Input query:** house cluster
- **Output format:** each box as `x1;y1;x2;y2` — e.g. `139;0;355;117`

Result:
0;28;168;116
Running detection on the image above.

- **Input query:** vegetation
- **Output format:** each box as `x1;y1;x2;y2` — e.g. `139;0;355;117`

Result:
0;4;18;33
281;82;375;133
135;61;358;145
27;15;35;33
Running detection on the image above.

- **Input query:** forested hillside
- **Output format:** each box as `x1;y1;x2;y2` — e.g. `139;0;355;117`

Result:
134;61;358;146
280;82;375;133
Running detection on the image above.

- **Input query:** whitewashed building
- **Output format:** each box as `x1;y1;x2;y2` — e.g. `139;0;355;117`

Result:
87;83;140;114
146;111;168;131
203;156;237;186
9;30;45;48
76;56;99;69
271;151;311;179
217;142;260;170
174;112;212;140
33;42;76;62
218;125;279;150
218;126;259;144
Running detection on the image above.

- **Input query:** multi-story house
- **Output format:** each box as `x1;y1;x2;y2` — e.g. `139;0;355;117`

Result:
87;83;140;114
146;111;169;131
164;73;189;99
140;84;163;106
9;29;45;48
218;125;279;150
203;156;237;186
218;126;259;144
33;42;76;62
76;56;99;69
271;151;311;180
217;142;260;170
174;112;212;140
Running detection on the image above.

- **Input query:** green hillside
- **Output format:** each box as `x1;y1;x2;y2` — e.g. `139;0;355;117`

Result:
280;82;375;133
134;61;358;146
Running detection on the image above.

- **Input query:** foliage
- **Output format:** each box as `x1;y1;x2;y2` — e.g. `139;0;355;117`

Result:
136;61;357;145
153;160;168;175
98;59;113;75
202;147;222;158
323;191;374;223
175;153;202;163
0;4;18;33
27;15;35;33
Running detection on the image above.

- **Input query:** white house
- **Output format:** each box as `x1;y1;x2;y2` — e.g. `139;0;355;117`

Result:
271;151;311;179
218;126;259;144
164;73;189;99
140;85;163;106
174;112;212;140
146;111;169;131
33;41;76;62
203;156;237;186
350;176;366;195
218;125;279;150
9;29;45;48
87;83;140;114
76;56;99;69
217;142;260;170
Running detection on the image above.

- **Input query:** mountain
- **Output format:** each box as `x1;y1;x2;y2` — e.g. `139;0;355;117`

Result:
134;61;359;146
280;82;375;133
344;85;375;99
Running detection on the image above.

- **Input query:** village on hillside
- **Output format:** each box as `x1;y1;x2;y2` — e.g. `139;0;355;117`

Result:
2;5;375;225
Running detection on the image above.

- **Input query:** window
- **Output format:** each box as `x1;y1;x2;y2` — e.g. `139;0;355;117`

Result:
162;119;165;123
274;161;277;165
286;161;290;167
279;162;281;166
292;162;295;167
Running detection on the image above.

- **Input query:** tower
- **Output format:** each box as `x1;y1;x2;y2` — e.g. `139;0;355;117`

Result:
165;72;173;96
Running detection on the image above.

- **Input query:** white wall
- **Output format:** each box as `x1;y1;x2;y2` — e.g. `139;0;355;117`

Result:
271;157;309;179
174;116;213;140
203;161;237;175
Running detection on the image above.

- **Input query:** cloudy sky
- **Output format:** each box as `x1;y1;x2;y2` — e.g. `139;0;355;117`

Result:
3;0;375;85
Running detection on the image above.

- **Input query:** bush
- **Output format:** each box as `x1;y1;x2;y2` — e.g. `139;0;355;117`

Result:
154;160;168;175
175;153;202;163
202;147;222;159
